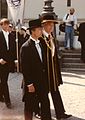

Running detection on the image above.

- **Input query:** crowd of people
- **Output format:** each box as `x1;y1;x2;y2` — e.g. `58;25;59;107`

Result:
0;7;84;120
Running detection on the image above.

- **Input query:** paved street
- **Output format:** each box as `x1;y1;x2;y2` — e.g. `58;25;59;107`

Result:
0;72;85;120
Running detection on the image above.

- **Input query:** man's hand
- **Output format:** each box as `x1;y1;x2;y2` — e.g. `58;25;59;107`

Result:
27;84;35;93
0;59;7;65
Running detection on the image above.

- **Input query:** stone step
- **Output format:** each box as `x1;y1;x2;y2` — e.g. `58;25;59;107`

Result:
62;52;81;58
62;63;85;68
61;68;85;73
61;49;81;53
62;57;82;63
59;45;83;72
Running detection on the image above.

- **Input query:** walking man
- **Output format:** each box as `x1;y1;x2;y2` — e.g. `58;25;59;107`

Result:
0;18;16;108
20;19;52;120
40;14;72;119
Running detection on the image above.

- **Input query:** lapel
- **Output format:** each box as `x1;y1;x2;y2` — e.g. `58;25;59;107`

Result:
1;31;9;50
8;33;11;50
39;41;45;63
42;34;49;41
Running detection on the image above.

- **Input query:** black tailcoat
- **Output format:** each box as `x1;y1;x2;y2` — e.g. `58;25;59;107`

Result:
78;22;85;61
0;31;16;72
20;39;49;101
78;22;85;43
39;35;63;91
39;35;65;117
20;39;52;119
0;30;16;103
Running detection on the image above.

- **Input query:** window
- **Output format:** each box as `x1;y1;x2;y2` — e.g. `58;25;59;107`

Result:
0;0;8;18
67;0;71;7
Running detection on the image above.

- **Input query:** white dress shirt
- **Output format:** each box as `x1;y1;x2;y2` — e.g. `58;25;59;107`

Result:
43;29;49;38
63;13;77;27
30;36;42;61
2;29;9;50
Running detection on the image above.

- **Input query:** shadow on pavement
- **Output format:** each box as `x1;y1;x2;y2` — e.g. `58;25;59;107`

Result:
64;81;85;87
61;72;85;79
66;116;85;120
51;109;85;120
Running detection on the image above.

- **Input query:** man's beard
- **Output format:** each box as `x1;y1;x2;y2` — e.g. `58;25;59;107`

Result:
70;13;73;15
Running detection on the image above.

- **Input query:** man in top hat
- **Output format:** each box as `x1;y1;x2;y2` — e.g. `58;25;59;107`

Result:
20;19;52;120
39;14;72;119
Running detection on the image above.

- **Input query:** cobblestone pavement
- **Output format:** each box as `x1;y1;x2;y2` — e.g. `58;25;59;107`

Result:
0;72;85;120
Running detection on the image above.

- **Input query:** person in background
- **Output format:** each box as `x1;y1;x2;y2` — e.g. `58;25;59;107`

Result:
20;19;52;120
63;8;77;50
16;19;22;30
0;18;16;108
20;26;30;44
39;14;72;119
78;22;85;62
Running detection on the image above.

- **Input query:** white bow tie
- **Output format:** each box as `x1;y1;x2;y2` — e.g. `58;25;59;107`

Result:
35;40;40;45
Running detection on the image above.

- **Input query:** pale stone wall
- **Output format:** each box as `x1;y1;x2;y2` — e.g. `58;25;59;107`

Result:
24;0;85;19
53;0;85;19
23;0;43;19
8;0;85;20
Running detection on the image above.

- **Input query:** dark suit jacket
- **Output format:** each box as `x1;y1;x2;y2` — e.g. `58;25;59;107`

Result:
78;22;85;43
20;39;49;101
39;35;63;91
0;31;16;72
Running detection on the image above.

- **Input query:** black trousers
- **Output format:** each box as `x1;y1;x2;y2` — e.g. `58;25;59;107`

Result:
0;65;11;104
24;92;52;120
34;95;40;115
51;88;65;118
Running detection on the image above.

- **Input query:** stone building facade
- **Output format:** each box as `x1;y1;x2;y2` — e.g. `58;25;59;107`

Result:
0;0;85;20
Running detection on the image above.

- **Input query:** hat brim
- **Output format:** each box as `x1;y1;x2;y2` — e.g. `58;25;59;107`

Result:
42;20;58;24
27;25;42;30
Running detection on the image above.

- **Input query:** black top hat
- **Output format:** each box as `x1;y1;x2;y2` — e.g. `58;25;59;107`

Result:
28;19;42;29
41;14;58;24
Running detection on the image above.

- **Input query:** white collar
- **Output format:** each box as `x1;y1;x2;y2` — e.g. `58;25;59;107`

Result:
2;29;9;35
43;29;49;38
30;36;40;44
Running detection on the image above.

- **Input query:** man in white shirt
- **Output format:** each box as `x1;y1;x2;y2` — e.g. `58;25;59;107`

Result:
63;8;77;49
0;18;16;108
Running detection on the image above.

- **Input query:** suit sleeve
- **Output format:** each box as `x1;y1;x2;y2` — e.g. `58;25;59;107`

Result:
20;46;33;86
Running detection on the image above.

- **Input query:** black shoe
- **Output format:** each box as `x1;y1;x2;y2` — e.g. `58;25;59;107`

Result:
35;113;41;119
6;103;12;109
70;47;74;50
57;114;72;119
65;48;68;50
